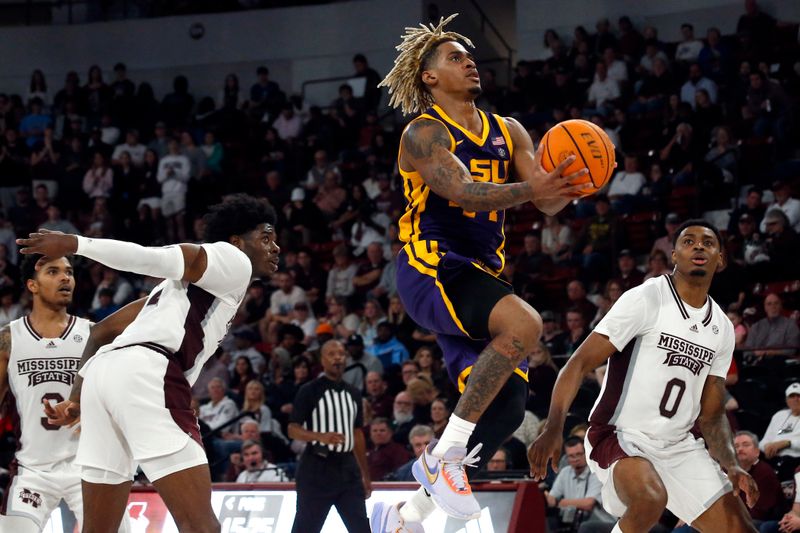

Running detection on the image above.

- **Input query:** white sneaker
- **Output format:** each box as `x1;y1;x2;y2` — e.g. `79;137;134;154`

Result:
411;442;482;520
370;501;425;533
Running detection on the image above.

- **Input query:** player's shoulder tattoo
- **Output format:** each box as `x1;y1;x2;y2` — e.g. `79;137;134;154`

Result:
402;118;451;159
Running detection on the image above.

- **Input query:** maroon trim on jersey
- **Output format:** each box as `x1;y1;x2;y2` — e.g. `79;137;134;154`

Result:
174;285;216;371
664;275;689;320
589;339;635;426
126;342;172;358
702;299;714;327
163;357;202;447
22;317;42;341
59;315;77;340
587;424;629;469
23;314;76;341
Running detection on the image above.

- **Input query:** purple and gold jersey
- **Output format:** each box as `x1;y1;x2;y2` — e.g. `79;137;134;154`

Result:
398;104;514;275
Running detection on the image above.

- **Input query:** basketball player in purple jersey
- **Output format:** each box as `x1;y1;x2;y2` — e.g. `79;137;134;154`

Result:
370;14;592;531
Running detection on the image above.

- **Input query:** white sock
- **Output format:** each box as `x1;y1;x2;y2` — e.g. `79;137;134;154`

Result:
431;414;476;457
399;488;436;523
611;523;622;533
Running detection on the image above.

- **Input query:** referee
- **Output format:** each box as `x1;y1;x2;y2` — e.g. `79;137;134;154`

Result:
288;339;372;533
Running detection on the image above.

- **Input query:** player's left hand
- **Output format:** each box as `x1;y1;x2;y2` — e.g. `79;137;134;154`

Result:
727;465;759;508
16;229;79;264
43;398;81;428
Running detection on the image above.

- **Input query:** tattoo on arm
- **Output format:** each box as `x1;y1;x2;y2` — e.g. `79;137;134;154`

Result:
0;326;10;356
403;119;532;212
453;335;526;422
699;377;738;469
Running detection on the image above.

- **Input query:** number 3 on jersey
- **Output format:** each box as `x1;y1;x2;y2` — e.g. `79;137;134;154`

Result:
449;159;506;222
41;392;65;430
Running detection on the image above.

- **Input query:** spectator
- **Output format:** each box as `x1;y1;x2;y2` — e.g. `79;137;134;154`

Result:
26;69;48;107
643;249;671;281
592;18;617;56
266;355;312;430
541;310;568;355
400;360;421;388
229;329;266;375
527;340;559;418
371;243;404;301
729;188;765;237
513;233;551;295
760;180;800;234
744;71;789;143
487;448;510;472
269;324;306;377
283;187;329;247
638;39;669;74
617;16;644;61
651;212;681;264
216;419;263;481
157;138;190;242
733;431;784;525
545;437;615;532
602;47;628;84
90;267;133;310
235;440;285;482
290;302;318;345
218;73;243;111
262;271;307;341
680;63;718;109
761;210;800;280
0;287;22;327
365;371;393;419
616;249;644;291
305;149;341;191
413;345;447;392
391;391;417;445
192;352;231;403
564;280;598;321
352;243;386;300
389;424;433;481
564;308;590;357
147;121;169;158
586;62;620;114
607;154;646;213
356;299;385;348
323;295;360;339
541;215;574;264
704;126;739;186
575;195;617;283
39;204;79;234
343;334;383;391
313;171;346;219
352;54;382;111
367;417;411;481
199;377;240;433
249;66;285;120
430;397;450;439
180;130;207;182
406;376;437;425
229;355;258;403
675;23;704;63
761;383;800;461
82;151;113;200
111;129;146;167
272;104;302;142
19;98;52;148
201;131;223;175
727;307;749;348
161;75;194;128
737;0;777;59
745;293;800;359
368;321;409;368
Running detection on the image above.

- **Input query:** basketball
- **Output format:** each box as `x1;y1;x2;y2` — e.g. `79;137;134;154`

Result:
540;119;616;196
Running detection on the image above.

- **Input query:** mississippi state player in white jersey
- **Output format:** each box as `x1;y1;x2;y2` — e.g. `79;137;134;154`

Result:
19;194;279;533
530;220;759;533
0;255;128;532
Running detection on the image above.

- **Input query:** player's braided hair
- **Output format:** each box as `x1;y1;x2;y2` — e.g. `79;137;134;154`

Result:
378;13;474;116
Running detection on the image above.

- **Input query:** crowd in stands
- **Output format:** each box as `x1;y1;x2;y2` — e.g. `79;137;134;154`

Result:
0;1;799;530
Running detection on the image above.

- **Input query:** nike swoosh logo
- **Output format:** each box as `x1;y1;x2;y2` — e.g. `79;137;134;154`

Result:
456;140;464;145
421;451;439;484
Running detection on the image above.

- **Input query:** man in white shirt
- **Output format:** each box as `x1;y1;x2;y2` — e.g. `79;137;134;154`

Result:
675;23;704;63
607;154;646;213
681;63;719;109
199;378;240;432
760;180;800;233
603;48;628;84
235;440;285;483
761;383;800;460
157;139;191;241
111;129;146;167
587;63;620;114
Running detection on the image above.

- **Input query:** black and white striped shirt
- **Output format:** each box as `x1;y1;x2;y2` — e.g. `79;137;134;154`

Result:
290;375;363;453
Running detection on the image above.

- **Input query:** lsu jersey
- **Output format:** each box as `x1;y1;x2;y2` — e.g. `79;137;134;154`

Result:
589;275;735;442
398;104;514;275
7;315;90;470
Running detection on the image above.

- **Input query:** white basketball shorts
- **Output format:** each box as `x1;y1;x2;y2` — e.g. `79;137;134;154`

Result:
75;346;207;482
585;426;732;525
1;459;82;527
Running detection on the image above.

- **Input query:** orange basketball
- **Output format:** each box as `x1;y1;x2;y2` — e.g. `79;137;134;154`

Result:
540;119;616;196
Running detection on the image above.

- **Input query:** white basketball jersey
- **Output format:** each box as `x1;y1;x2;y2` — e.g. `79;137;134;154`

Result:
590;275;734;442
84;241;252;386
8;315;90;470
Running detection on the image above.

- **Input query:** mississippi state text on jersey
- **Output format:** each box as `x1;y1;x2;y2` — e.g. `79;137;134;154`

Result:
589;275;735;442
8;315;90;469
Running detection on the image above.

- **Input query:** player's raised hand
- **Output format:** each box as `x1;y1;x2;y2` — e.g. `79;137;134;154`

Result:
526;143;593;202
727;465;759;508
43;398;81;428
16;229;79;263
528;424;563;481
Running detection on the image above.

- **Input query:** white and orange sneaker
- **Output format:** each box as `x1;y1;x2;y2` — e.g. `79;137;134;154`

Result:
411;442;482;520
370;502;425;533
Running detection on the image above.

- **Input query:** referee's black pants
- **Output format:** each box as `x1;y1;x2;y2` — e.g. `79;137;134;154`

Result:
291;450;370;533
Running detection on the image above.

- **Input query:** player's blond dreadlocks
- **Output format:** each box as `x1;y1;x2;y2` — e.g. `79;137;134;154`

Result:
378;13;474;116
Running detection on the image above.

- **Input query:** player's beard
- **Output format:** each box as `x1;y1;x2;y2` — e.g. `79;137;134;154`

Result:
393;409;414;424
689;268;708;277
468;86;483;97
